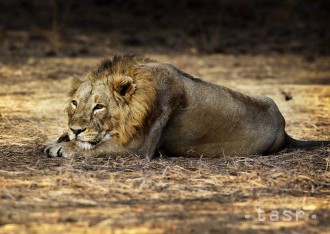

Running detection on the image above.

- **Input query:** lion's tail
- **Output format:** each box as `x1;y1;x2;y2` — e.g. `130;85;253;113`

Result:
284;132;330;149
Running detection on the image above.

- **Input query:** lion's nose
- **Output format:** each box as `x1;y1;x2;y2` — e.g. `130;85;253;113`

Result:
70;127;86;136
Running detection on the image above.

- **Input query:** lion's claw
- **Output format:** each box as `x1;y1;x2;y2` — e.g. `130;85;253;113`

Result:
45;147;51;156
56;147;62;157
44;142;75;158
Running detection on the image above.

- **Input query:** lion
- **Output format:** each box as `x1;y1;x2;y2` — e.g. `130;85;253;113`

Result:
45;55;330;159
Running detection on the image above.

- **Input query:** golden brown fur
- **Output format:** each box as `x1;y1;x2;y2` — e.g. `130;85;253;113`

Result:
102;56;157;145
72;55;157;146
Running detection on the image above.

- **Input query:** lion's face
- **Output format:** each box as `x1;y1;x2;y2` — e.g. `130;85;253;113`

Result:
68;79;114;149
67;58;156;150
67;71;153;150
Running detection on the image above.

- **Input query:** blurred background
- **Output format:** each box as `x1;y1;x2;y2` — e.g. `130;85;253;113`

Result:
0;0;329;60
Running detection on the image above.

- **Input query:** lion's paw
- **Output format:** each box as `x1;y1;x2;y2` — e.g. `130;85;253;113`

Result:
44;142;76;158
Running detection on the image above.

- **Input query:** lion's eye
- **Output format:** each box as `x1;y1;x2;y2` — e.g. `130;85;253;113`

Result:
93;104;105;112
71;100;78;107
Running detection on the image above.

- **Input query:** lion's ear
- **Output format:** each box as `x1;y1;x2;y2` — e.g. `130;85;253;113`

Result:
113;75;136;103
69;76;82;96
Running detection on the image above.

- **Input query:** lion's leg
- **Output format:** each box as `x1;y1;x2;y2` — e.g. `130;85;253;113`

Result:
137;105;173;160
134;64;183;159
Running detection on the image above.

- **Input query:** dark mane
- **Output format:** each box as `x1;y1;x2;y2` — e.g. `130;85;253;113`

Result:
92;54;153;78
96;59;113;74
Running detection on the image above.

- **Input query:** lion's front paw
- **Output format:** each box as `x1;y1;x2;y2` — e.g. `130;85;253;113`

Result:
44;142;76;158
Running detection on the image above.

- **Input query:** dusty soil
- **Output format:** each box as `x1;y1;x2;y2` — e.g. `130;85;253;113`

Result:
0;1;330;233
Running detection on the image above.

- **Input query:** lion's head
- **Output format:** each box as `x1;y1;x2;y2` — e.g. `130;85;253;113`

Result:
67;55;156;150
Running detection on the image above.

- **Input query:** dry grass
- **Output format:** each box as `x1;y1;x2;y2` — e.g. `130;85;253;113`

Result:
0;45;330;233
0;147;329;233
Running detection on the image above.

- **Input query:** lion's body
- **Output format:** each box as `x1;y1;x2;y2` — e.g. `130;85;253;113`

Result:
159;75;286;156
45;55;329;159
